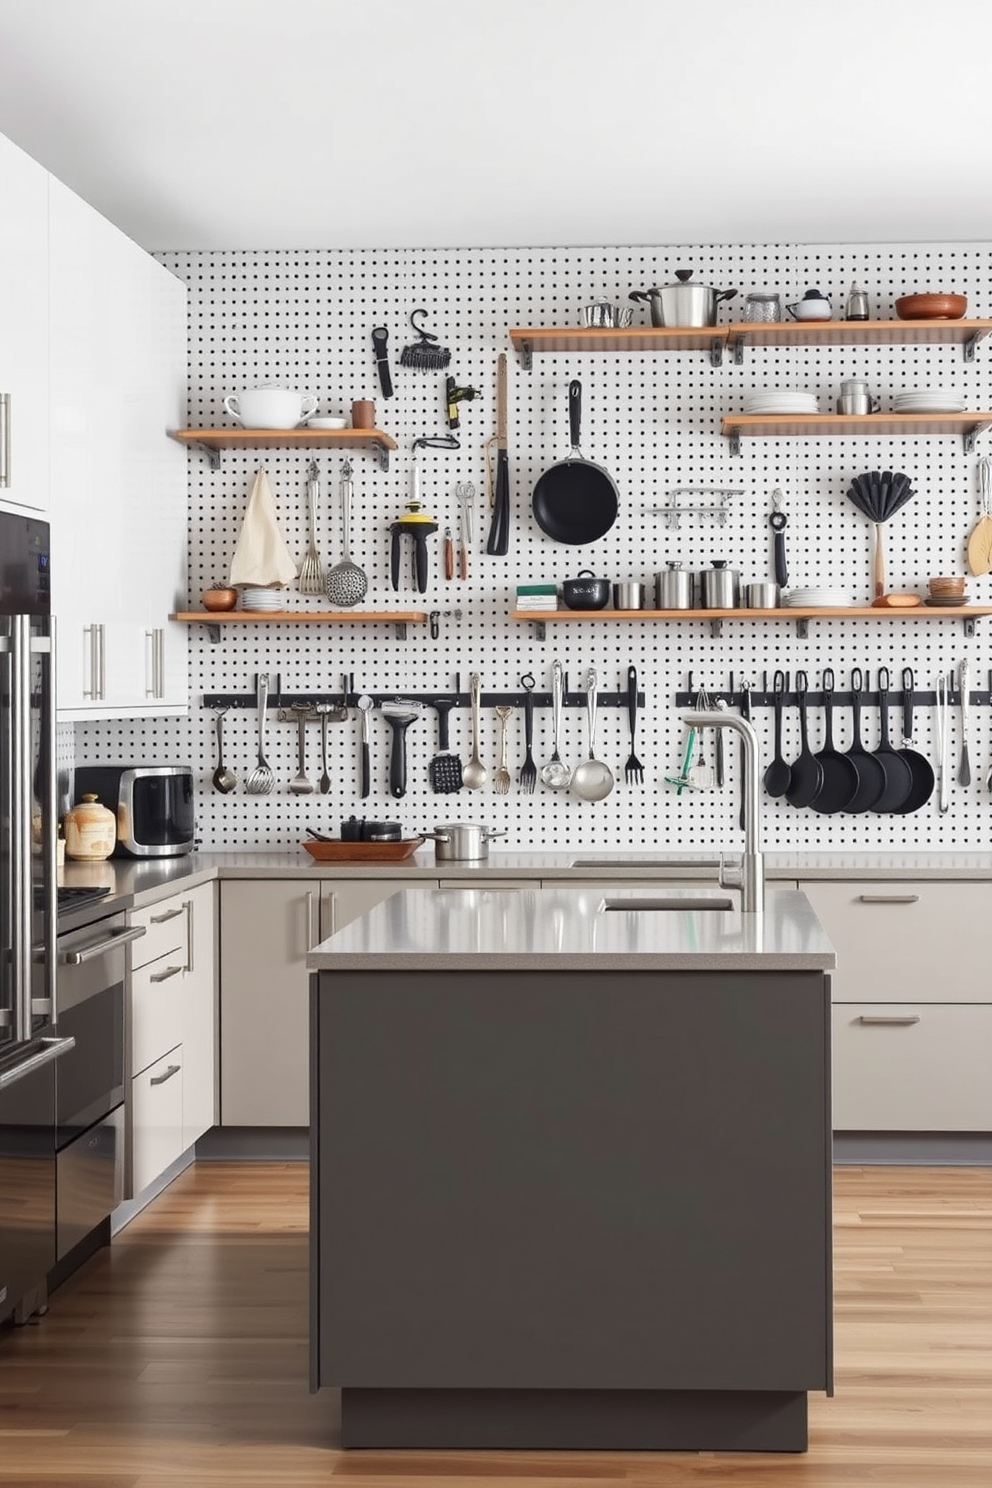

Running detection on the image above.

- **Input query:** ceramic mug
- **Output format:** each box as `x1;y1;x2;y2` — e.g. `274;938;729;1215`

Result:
222;386;317;429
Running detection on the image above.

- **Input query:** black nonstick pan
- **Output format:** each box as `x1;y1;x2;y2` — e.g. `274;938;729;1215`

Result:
532;379;619;544
810;667;860;814
785;671;824;808
893;667;935;813
871;666;914;813
844;667;886;813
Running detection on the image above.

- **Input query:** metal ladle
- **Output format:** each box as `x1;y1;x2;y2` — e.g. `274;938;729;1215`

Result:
211;708;238;793
571;669;614;801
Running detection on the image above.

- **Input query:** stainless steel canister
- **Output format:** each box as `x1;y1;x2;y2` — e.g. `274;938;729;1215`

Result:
655;562;693;609
743;582;780;608
612;581;644;610
700;561;740;609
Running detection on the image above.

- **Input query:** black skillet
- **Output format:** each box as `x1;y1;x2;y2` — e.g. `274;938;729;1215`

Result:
532;380;619;545
809;667;860;813
892;667;935;813
785;670;824;808
844;667;886;813
871;666;914;813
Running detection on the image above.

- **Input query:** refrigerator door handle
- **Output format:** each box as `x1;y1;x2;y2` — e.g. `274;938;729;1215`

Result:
0;1034;76;1091
10;616;34;1043
0;391;10;487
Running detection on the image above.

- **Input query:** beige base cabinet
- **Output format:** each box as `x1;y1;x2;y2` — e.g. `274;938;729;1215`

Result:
220;878;423;1128
127;883;217;1195
800;880;992;1133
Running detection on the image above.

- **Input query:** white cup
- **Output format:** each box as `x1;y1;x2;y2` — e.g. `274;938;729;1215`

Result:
222;386;317;430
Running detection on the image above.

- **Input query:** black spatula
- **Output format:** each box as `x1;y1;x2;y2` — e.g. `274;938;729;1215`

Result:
428;697;463;793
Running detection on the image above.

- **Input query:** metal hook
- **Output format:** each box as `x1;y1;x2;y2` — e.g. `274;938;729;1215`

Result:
408;307;438;343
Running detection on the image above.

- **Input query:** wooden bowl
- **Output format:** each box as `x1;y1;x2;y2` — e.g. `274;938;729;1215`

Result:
928;575;966;595
202;587;238;611
895;293;967;320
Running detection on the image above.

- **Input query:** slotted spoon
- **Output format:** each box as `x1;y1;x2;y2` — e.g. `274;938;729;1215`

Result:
245;673;275;795
325;460;368;607
298;462;325;595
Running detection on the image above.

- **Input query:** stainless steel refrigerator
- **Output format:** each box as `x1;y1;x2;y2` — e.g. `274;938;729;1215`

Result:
0;508;74;1323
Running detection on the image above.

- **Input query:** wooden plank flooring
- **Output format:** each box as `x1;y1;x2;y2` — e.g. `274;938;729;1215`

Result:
0;1163;989;1486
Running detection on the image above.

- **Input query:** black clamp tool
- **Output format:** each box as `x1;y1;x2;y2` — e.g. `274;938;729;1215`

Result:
769;486;788;587
445;375;480;429
371;327;393;398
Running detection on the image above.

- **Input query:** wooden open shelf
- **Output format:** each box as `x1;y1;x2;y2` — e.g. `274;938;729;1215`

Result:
509;318;992;368
511;606;992;638
721;411;992;455
168;427;398;470
172;609;427;641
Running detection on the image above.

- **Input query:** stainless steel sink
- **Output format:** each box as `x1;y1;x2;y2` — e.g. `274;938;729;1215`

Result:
601;897;734;912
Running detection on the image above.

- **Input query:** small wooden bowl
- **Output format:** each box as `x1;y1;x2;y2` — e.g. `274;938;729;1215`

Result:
928;575;967;595
895;293;967;320
202;587;239;611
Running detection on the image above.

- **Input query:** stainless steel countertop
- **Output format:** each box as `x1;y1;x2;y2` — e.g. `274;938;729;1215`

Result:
306;886;836;972
56;847;992;924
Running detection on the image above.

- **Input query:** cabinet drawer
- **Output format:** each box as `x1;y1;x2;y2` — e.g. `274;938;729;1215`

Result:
130;1045;184;1195
130;898;189;970
832;1003;992;1132
802;880;990;1004
131;950;185;1076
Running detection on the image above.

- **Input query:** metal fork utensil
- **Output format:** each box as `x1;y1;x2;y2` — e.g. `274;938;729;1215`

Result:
494;705;514;794
297;462;324;595
245;673;275;794
623;665;644;784
518;673;537;793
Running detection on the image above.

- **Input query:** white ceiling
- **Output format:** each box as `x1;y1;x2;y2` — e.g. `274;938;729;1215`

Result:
1;0;991;253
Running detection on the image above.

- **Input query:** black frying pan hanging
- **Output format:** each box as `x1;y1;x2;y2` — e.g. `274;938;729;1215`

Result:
893;667;935;813
844;667;886;813
809;667;861;814
785;670;824;808
532;380;619;544
871;666;914;812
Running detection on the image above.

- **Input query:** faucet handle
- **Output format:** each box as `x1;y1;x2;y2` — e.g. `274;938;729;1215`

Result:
718;854;743;892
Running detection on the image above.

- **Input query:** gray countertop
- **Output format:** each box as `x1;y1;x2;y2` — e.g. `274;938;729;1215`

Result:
305;886;836;972
57;847;992;924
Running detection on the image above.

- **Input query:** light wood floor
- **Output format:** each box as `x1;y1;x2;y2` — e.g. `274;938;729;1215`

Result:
0;1163;989;1486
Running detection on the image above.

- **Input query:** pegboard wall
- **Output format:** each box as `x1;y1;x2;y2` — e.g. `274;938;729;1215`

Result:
75;242;992;851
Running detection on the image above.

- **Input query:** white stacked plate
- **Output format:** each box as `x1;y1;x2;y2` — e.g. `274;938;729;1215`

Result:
893;391;966;413
241;586;283;611
782;588;855;608
744;390;819;415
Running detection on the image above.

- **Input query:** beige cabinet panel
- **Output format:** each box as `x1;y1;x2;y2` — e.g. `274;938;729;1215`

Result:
130;897;188;970
832;1004;992;1132
180;882;217;1149
801;880;991;1005
219;879;320;1127
131;950;185;1077
130;1045;184;1196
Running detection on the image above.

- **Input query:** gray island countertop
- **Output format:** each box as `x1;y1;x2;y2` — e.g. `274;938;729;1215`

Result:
307;885;836;972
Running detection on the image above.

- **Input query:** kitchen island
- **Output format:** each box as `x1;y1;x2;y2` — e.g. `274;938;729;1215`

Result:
308;885;837;1452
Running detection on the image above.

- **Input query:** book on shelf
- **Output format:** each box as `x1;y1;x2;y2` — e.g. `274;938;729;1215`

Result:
515;595;559;611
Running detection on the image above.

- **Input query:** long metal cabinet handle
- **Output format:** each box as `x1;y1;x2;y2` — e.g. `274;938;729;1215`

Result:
306;892;317;952
857;894;920;904
0;1035;76;1090
83;623;106;700
857;1014;921;1026
10;617;33;1041
150;907;184;924
183;898;194;974
149;1063;181;1086
0;391;10;486
97;622;106;700
60;924;146;965
149;964;183;984
145;627;165;699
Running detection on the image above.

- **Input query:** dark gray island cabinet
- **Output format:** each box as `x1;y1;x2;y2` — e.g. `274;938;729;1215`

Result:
309;887;836;1453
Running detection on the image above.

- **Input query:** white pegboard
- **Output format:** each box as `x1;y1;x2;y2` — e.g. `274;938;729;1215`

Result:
75;242;991;851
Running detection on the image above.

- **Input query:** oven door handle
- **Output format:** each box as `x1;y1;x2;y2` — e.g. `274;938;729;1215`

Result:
0;1035;76;1090
59;925;147;966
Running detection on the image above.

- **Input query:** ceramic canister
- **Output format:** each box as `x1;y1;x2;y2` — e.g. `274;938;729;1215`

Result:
64;794;116;861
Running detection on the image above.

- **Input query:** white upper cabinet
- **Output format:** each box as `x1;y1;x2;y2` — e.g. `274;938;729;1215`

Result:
0;133;50;514
48;175;188;717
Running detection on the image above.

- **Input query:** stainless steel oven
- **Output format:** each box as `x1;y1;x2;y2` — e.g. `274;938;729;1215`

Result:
54;913;143;1261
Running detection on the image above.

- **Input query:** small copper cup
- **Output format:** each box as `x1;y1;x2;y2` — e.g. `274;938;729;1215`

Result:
351;399;376;429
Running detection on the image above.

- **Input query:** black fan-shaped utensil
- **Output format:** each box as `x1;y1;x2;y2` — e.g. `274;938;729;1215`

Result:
845;469;915;601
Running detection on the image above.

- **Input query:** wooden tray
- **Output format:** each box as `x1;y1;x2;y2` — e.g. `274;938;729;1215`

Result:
301;838;424;862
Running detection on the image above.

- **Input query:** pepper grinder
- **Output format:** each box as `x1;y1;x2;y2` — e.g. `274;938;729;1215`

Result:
845;283;870;321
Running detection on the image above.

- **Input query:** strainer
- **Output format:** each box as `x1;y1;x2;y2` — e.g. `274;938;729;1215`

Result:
325;460;368;607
